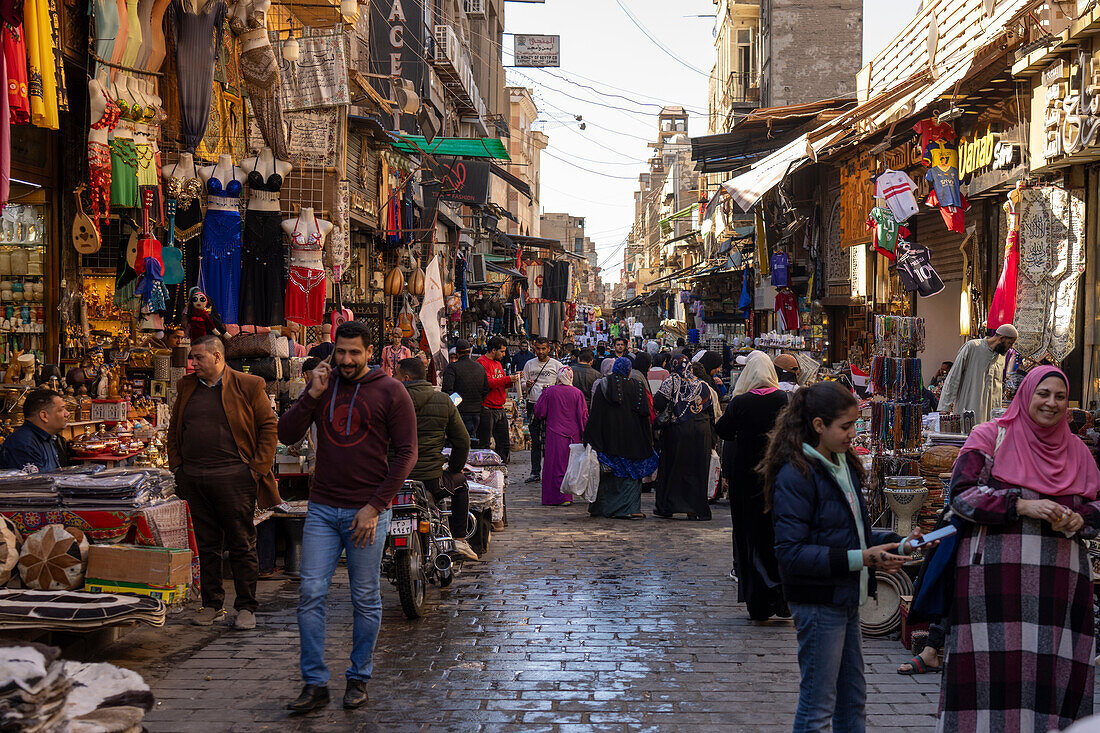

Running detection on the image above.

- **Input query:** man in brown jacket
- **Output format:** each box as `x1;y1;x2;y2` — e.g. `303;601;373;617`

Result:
167;335;279;630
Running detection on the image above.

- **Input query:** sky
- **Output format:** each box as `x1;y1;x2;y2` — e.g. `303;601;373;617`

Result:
502;0;924;284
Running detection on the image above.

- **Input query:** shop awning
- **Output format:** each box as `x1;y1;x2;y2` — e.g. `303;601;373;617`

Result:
391;135;511;161
489;163;532;200
487;262;525;278
720;130;844;212
658;204;697;226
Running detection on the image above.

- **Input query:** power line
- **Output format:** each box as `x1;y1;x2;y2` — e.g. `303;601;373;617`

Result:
537;68;707;116
612;0;711;78
541;149;642;180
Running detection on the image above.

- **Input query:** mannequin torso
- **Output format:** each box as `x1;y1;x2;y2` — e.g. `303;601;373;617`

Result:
88;74;114;147
199;155;244;212
282;208;331;270
242;147;291;212
145;0;171;73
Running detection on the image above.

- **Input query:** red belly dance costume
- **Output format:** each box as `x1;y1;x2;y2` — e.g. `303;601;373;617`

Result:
87;90;120;235
284;217;326;326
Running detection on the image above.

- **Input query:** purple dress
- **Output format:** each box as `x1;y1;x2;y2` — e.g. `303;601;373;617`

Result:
534;384;589;505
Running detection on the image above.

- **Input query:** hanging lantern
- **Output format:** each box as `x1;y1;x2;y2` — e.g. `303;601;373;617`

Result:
282;37;300;62
340;0;358;20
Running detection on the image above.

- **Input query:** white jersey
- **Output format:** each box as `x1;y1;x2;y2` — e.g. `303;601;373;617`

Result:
874;169;920;223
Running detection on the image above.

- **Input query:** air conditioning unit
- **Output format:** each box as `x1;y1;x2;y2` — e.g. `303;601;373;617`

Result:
468;253;488;283
464;0;485;18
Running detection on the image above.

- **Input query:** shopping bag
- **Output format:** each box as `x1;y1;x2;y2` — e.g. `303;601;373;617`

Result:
562;444;599;500
707;450;721;500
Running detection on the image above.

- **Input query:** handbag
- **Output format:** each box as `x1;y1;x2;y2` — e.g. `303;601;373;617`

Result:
225;330;278;359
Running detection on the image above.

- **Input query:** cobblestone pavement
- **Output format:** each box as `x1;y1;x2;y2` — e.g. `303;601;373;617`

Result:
95;452;951;732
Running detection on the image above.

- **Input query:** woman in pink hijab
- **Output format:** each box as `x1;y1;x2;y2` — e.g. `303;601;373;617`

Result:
938;365;1100;732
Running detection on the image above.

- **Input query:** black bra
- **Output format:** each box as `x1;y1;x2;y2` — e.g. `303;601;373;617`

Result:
247;170;283;193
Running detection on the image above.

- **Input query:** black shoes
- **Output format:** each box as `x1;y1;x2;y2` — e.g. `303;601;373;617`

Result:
524;474;541;484
286;684;329;713
343;679;368;709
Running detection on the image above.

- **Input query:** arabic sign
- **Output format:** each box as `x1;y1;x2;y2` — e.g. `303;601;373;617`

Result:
369;0;425;133
275;32;350;111
513;34;560;67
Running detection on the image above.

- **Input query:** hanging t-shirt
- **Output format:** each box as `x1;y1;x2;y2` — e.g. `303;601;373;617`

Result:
770;251;790;287
527;263;543;299
874;169;920;223
925;163;963;209
774;290;800;331
926;188;970;234
895;240;945;297
913;119;957;165
866;207;900;261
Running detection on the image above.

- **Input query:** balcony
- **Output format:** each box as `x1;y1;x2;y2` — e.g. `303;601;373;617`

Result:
727;71;759;106
432;25;487;121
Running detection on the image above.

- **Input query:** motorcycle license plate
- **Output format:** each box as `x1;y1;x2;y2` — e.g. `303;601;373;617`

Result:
389;518;414;536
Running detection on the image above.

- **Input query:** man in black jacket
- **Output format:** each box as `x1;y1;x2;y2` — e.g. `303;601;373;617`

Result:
570;349;600;406
441;339;489;440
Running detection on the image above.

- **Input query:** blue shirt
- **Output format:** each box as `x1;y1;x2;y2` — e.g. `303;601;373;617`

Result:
0;422;60;473
510;350;535;373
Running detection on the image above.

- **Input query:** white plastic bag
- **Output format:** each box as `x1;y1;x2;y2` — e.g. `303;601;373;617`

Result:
707;450;721;500
562;443;599;501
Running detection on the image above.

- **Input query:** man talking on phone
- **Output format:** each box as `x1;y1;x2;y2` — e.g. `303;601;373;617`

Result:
278;321;417;713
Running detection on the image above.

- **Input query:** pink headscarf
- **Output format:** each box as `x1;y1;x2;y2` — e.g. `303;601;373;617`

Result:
962;365;1100;499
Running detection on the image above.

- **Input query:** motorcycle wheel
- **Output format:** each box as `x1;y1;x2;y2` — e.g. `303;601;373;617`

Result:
395;539;427;619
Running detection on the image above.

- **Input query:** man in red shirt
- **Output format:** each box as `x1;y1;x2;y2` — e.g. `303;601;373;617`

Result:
477;336;515;463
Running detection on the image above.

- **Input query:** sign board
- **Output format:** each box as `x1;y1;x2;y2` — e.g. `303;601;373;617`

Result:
423;157;490;210
368;0;426;132
513;34;560;67
838;155;874;249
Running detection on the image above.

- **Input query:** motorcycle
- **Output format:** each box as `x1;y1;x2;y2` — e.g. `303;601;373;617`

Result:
382;479;475;619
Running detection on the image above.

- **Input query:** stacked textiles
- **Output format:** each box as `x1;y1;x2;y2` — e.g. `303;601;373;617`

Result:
54;469;174;510
0;475;58;510
0;643;70;732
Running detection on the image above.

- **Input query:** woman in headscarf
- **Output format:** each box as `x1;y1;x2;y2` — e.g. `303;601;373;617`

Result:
653;354;717;519
533;366;589;506
631;351;653;395
939;366;1100;731
583;357;656;519
716;350;789;619
693;349;725;395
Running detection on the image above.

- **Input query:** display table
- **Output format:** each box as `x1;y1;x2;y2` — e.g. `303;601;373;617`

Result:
1;499;201;597
70;451;145;467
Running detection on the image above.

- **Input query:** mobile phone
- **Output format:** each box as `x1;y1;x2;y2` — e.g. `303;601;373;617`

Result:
901;525;957;554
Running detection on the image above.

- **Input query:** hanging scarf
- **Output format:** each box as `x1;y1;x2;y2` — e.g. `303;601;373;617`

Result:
962;366;1100;499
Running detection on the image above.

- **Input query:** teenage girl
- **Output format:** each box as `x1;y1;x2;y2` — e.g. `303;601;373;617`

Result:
759;381;924;732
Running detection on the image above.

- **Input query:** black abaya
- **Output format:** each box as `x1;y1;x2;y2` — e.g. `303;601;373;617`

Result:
715;390;788;619
652;410;714;519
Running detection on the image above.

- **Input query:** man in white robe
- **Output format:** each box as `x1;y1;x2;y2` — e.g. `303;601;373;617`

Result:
938;324;1018;425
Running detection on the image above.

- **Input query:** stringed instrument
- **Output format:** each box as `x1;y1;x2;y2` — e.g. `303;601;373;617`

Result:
71;185;101;255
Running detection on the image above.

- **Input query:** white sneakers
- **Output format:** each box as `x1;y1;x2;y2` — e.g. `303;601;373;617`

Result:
452;540;479;561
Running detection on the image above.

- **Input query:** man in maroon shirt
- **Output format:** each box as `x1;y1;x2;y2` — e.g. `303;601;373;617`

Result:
477;336;516;463
278;321;417;713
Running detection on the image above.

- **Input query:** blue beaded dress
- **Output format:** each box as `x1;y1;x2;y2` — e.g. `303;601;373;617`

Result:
200;170;243;324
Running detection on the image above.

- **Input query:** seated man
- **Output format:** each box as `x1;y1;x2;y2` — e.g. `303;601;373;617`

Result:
0;389;69;472
395;358;478;560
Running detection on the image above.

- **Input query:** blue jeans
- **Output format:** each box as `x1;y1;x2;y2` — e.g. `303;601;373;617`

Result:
297;502;391;686
789;602;866;733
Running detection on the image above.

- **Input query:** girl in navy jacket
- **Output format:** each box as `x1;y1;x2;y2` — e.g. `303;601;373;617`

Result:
760;382;921;733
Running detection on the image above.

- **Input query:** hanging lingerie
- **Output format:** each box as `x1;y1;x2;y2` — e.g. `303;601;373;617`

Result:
285;266;325;326
109;137;138;208
290;216;323;250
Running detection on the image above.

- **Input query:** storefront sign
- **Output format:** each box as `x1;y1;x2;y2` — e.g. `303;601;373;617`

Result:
958;126;996;179
276;32;350;111
426;157;490;204
513;35;560;67
368;0;426;133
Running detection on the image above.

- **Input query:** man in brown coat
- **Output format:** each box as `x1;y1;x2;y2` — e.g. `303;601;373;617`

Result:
167;335;279;630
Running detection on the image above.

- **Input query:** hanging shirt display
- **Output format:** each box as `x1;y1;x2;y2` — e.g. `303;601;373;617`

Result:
739;267;753;319
925;142;963;208
774;290;799;331
874;169;920;222
912;119;957;164
770;251;790;287
895;240;945;297
866;207;900;261
527;263;543;300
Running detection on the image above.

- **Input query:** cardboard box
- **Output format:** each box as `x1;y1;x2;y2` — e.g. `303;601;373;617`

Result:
85;578;188;604
87;544;192;587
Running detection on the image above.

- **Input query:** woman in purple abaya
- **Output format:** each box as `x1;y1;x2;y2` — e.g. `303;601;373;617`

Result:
534;366;589;506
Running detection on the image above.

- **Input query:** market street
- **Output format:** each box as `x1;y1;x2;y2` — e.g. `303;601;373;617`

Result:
93;455;944;732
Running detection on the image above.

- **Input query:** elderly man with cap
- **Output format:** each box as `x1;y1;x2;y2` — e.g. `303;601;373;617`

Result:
772;353;801;392
938;324;1018;424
